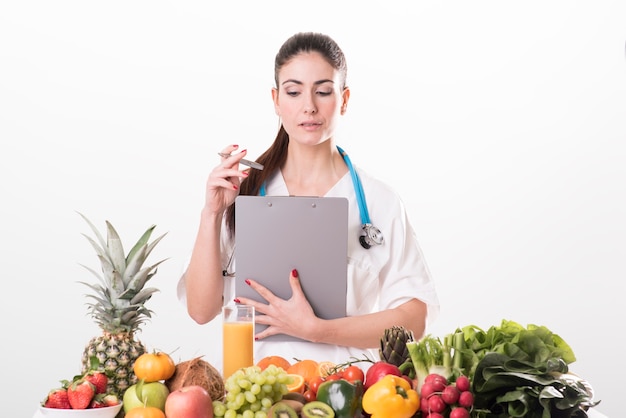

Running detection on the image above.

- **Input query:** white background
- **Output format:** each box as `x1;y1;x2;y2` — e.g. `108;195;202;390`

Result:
1;2;623;417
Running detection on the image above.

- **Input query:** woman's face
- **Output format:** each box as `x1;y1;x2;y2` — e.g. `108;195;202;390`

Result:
272;51;349;147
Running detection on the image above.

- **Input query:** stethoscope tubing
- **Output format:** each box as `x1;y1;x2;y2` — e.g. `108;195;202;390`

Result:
336;146;371;225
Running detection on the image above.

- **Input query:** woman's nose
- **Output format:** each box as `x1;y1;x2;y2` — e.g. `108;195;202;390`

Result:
303;95;317;113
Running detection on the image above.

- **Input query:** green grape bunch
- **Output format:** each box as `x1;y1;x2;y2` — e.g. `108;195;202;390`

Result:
213;365;293;418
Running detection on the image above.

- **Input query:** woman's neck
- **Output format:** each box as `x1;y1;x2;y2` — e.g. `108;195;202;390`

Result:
281;143;348;196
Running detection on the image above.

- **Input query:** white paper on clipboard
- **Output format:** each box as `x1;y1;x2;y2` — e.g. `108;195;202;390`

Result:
234;195;348;342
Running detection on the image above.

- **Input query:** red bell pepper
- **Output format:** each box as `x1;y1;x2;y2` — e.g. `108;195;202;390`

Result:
363;361;402;390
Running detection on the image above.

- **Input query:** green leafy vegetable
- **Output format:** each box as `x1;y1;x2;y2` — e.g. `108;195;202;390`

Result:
406;319;600;417
452;319;577;380
472;352;598;418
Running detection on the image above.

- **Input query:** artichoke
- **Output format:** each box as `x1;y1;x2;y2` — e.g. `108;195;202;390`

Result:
379;326;415;374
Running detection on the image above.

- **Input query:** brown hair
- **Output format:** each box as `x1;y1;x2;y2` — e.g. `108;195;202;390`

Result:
225;32;348;236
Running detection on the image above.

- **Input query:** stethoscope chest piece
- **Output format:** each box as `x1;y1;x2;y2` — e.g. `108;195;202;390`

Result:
336;145;385;250
360;223;384;249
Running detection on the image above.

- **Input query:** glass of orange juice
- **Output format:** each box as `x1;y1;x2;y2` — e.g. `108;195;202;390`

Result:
222;304;255;379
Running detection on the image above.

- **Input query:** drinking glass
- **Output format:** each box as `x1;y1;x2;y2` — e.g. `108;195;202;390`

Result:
222;304;255;379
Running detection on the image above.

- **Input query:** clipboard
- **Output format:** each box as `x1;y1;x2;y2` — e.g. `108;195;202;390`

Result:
234;195;348;342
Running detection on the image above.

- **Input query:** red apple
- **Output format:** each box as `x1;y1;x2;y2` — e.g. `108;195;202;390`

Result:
165;385;213;418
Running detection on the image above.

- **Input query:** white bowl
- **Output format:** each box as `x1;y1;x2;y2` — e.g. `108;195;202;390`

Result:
39;403;123;418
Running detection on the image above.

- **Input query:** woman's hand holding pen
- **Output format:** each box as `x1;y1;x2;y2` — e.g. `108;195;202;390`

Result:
236;269;321;342
206;145;250;213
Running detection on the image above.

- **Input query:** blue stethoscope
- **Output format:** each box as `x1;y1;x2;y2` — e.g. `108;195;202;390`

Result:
259;145;384;250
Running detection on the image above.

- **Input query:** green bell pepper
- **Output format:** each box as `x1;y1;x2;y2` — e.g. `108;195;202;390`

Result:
316;378;364;418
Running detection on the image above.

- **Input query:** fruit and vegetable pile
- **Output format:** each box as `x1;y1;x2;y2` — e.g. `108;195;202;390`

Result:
40;320;601;418
202;320;599;418
38;216;601;417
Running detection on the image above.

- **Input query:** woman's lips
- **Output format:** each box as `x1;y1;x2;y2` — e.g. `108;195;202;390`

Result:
299;121;322;130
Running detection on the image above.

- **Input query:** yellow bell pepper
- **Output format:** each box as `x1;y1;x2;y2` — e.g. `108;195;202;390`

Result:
362;374;420;418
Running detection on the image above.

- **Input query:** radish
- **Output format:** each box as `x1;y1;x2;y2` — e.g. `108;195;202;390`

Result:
450;407;470;418
458;390;474;408
419;382;436;400
424;373;447;391
455;375;470;392
441;385;460;405
428;395;446;413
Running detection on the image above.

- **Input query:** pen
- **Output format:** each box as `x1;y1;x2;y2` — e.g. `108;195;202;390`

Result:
218;152;264;170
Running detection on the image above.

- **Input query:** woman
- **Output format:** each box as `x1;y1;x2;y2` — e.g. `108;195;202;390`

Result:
178;32;439;367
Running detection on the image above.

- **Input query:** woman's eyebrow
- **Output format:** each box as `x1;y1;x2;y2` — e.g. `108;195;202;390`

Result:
281;79;335;86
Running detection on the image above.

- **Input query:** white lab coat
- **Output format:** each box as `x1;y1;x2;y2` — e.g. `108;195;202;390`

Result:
178;165;439;369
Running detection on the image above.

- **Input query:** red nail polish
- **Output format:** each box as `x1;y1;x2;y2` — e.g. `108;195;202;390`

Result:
254;337;259;341
292;269;298;278
245;279;251;285
233;184;238;190
233;298;241;303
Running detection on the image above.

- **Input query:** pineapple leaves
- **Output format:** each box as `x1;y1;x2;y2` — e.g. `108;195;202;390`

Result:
76;213;167;336
105;221;126;275
77;212;107;252
78;264;105;286
130;287;160;305
125;259;168;295
144;232;167;260
123;233;167;285
126;225;157;265
124;244;148;285
81;234;108;263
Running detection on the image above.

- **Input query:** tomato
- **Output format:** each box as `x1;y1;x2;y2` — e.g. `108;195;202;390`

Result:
133;352;176;382
342;365;365;384
363;361;402;390
308;375;325;395
325;373;341;382
303;389;317;403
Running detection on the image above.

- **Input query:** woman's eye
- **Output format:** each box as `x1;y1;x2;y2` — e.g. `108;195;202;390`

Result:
317;90;332;96
286;91;300;97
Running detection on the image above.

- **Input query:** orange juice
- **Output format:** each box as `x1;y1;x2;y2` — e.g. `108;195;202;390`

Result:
222;321;254;378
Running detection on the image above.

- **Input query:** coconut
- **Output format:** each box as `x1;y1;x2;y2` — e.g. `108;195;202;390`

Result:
165;356;225;402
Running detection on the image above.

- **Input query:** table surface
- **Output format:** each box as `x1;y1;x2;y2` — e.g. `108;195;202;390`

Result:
31;407;610;418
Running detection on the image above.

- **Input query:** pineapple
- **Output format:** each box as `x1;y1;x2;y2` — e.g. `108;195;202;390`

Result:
77;212;167;397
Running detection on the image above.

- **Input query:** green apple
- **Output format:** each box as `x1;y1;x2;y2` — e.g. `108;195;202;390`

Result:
123;381;170;413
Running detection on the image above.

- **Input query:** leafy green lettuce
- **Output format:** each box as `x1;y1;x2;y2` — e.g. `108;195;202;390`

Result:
472;353;598;418
455;319;598;418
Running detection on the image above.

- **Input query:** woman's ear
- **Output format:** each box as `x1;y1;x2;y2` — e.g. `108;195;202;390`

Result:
340;87;350;115
272;87;280;116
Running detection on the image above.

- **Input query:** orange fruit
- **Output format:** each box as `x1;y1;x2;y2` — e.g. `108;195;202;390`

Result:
285;373;305;393
125;406;166;418
256;355;292;371
317;361;337;378
287;359;319;385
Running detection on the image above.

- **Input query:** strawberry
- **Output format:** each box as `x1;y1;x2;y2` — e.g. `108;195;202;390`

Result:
42;388;71;409
90;393;119;408
90;396;106;408
67;379;96;409
102;394;120;407
84;371;108;394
